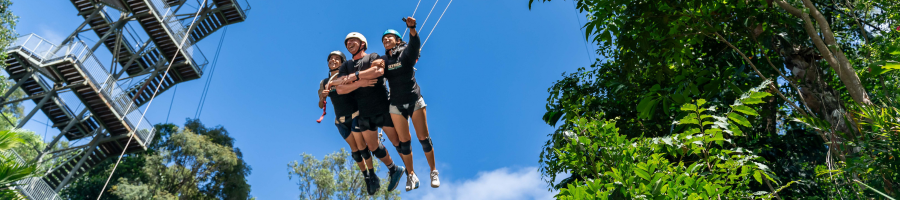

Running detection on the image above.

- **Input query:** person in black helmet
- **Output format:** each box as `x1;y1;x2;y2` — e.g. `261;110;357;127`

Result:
332;32;406;195
318;50;378;187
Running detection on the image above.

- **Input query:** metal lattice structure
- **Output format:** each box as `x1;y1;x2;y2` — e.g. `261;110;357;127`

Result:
2;0;249;199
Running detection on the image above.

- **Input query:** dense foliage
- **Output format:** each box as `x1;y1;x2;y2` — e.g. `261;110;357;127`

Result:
530;0;899;199
62;119;253;200
288;149;400;200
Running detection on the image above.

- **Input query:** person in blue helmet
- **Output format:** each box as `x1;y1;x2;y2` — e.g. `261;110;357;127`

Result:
331;32;406;195
380;17;441;191
318;50;378;190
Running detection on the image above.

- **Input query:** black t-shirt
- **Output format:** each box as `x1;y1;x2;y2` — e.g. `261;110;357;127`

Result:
339;53;389;117
321;76;357;117
382;34;423;105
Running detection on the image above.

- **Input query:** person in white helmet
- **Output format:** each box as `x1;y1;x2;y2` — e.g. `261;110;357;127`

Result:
331;32;406;195
318;50;378;188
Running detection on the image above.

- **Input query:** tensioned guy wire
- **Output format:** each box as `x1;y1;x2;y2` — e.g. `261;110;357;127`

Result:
96;0;209;198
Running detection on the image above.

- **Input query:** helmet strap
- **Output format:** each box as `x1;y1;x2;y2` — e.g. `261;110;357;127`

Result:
352;43;365;57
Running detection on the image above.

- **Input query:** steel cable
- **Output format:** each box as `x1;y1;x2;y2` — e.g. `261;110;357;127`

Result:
96;0;209;198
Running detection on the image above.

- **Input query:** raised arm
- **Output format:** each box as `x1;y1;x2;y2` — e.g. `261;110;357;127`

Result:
402;17;421;64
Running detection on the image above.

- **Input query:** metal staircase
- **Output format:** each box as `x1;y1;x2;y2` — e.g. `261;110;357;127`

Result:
2;0;249;198
7;34;157;199
188;0;248;43
4;38;100;140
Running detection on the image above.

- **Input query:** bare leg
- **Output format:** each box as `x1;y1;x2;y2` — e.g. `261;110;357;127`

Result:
352;131;374;169
344;134;366;171
362;130;394;166
389;114;415;174
411;108;436;171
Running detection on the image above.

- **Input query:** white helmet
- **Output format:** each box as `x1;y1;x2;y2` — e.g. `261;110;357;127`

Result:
345;32;368;46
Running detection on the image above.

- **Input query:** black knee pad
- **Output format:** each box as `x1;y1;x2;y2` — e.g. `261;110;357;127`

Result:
351;151;363;162
400;140;412;155
360;150;372;160
420;137;433;152
394;145;403;156
371;144;388;158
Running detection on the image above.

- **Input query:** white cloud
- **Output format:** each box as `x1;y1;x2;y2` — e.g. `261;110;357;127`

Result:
406;167;555;200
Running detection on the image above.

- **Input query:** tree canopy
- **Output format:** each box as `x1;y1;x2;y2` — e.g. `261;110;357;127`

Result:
531;0;899;198
288;149;400;200
63;119;253;200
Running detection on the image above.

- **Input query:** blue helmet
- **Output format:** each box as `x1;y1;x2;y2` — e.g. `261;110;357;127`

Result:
383;29;402;39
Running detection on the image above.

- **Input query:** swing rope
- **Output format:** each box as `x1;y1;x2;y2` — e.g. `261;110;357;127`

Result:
402;0;423;38
421;0;453;50
418;0;440;38
97;1;209;198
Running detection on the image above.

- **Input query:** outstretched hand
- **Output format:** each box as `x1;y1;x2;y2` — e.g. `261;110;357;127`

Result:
403;17;417;27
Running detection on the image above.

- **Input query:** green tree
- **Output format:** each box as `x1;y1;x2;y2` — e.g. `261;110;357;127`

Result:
0;129;37;200
530;0;899;198
61;119;253;200
112;129;239;199
288;149;400;200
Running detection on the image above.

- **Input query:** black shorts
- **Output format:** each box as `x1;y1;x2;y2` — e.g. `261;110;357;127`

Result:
334;116;354;139
352;113;394;132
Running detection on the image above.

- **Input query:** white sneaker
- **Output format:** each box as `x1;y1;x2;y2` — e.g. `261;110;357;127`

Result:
430;170;440;188
406;172;420;191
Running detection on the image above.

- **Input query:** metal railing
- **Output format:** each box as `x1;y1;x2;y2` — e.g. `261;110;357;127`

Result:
235;0;252;17
65;41;157;146
0;150;62;200
6;34;156;146
10;34;58;64
144;0;209;74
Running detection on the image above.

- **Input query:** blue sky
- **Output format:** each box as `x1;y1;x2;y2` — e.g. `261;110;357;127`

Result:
11;0;595;199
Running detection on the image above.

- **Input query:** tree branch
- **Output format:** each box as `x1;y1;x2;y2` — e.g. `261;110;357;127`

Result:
708;29;809;117
775;0;871;105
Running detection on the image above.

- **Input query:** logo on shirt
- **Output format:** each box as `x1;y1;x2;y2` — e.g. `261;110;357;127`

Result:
387;63;402;70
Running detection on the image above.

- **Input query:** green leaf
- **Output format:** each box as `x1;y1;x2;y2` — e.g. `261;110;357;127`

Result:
885;62;900;69
750;92;772;99
729;124;743;136
731;105;758;116
681;103;698;111
728;112;751;127
638;96;654;113
753;171;763;184
741;98;765;105
542;111;564;126
672;93;685;105
690;83;700;96
697;99;707;107
635;167;651;181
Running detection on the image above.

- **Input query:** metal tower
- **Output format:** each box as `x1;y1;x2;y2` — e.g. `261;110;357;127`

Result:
1;0;249;199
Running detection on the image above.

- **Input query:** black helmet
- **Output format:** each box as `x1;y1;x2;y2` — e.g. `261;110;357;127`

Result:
328;51;346;63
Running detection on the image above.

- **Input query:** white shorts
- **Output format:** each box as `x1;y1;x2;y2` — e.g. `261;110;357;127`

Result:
389;97;427;118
